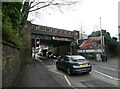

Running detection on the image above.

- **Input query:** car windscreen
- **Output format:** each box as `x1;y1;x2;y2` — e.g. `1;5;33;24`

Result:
70;56;86;62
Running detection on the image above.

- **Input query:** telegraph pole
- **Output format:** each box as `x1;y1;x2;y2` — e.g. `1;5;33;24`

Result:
81;25;83;39
100;17;103;54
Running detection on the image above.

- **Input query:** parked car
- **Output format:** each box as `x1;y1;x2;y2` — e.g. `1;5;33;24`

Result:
56;55;92;75
47;52;60;59
52;54;60;59
47;51;53;58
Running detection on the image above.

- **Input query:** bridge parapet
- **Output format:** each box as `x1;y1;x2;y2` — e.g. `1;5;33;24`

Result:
31;24;73;38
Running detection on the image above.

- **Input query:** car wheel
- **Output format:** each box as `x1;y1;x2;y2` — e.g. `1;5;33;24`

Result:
67;68;72;76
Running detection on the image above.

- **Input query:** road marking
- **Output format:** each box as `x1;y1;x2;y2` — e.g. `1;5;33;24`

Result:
95;65;120;72
50;70;63;75
100;66;118;71
93;70;120;81
63;75;72;86
50;70;72;86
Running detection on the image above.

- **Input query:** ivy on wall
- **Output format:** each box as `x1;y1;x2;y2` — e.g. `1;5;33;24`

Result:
2;2;25;48
2;20;25;48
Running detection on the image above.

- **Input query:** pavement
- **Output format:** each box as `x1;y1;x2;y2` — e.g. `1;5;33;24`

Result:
90;57;118;66
15;58;73;88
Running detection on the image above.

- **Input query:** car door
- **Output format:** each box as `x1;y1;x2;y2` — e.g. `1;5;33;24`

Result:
57;56;65;69
62;56;70;71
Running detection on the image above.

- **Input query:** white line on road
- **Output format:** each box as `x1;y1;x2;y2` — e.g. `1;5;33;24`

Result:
63;75;72;86
50;70;72;86
50;70;63;75
93;70;120;81
100;66;118;71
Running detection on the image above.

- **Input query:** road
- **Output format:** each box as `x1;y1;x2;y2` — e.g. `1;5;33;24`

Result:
41;58;119;88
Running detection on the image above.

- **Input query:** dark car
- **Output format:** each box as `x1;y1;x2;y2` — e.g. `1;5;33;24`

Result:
56;55;92;75
47;52;60;59
47;52;53;58
52;54;60;59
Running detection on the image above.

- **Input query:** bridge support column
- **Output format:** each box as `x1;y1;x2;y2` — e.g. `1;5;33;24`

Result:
58;45;68;56
72;30;79;55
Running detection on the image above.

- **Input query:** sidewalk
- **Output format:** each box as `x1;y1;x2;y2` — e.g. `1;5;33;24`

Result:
90;57;118;68
15;60;72;87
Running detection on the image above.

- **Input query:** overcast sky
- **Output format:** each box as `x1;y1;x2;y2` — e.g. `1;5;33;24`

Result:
28;0;120;38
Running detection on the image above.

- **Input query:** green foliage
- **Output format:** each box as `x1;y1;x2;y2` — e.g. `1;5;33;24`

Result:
112;37;117;41
107;37;118;53
0;10;2;28
88;29;111;38
2;20;25;48
0;2;2;28
2;2;25;48
2;2;23;34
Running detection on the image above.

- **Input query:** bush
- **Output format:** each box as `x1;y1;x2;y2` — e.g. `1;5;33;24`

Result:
2;20;25;48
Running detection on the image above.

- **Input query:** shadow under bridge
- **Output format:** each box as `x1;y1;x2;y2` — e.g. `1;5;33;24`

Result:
32;34;72;56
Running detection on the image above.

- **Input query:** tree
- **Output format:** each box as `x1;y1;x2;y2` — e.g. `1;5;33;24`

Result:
112;37;117;41
21;0;79;36
2;2;24;48
2;2;22;34
88;29;111;38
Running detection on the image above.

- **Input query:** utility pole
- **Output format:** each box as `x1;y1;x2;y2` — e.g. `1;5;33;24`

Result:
100;17;103;54
81;25;83;39
80;20;83;39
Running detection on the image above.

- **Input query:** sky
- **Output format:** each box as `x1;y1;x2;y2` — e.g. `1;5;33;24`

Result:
28;0;120;38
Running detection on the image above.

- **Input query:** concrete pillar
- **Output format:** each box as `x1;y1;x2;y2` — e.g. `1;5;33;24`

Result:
72;30;79;54
58;45;68;56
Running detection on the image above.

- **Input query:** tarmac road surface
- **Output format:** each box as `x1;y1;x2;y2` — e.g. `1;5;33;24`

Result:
42;58;119;88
